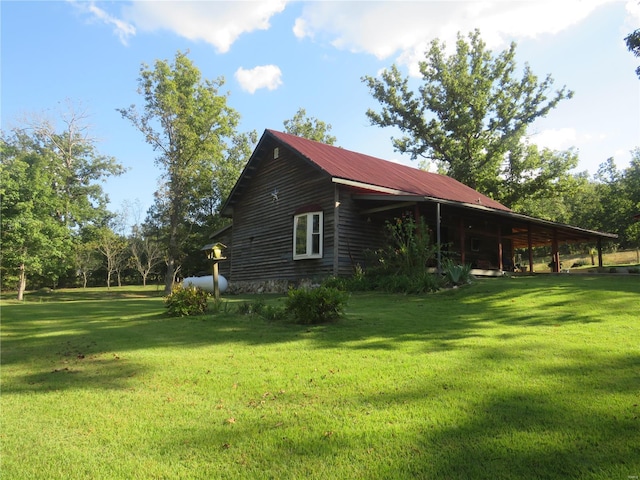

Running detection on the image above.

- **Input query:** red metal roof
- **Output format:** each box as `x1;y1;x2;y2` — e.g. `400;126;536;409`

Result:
268;129;511;212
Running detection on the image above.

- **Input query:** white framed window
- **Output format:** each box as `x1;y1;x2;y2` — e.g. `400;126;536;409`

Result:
293;211;323;259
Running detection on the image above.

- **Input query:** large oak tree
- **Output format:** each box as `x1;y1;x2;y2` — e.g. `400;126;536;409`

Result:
363;30;575;207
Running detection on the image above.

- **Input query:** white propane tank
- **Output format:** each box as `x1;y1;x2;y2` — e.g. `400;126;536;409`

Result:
182;275;228;294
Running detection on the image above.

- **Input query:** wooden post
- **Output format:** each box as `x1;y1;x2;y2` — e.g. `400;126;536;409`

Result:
436;202;442;274
333;185;340;277
213;261;220;300
459;217;465;264
527;224;534;273
597;238;603;267
497;227;503;271
552;229;560;273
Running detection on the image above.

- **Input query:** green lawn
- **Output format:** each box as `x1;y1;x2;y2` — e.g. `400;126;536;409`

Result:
2;277;639;479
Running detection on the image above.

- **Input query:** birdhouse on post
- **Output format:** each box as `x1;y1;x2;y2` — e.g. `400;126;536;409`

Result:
202;243;226;300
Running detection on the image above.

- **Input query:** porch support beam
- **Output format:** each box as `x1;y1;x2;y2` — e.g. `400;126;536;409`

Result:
552;229;560;273
528;224;534;273
597;238;603;267
333;184;340;277
359;201;417;215
497;227;503;271
436;202;442;274
459;217;465;264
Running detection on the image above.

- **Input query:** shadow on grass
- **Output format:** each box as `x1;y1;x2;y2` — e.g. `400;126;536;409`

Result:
149;351;640;478
2;276;638;396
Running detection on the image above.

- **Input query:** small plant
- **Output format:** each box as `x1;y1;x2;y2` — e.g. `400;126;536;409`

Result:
237;299;266;316
164;285;209;317
284;286;348;324
237;299;285;321
442;259;473;286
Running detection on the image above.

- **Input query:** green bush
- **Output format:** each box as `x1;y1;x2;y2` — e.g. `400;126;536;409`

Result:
442;259;473;286
164;285;209;317
284;287;348;324
237;299;286;322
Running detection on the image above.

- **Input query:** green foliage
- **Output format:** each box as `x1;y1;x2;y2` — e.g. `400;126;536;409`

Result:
1;109;123;298
624;28;640;78
363;29;574;207
283;107;337;145
441;258;473;286
118;51;255;293
164;285;209;317
378;214;438;276
284;287;348;324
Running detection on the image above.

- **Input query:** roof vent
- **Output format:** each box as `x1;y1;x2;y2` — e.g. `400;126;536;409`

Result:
274;147;279;159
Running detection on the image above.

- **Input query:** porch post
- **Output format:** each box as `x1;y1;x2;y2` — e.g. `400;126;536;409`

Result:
597;238;603;267
497;227;503;271
552;229;560;273
527;224;534;273
459;217;465;264
436;202;442;274
333;185;340;276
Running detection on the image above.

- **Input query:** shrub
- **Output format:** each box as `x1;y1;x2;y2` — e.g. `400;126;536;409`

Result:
284;286;348;324
164;285;209;317
442;259;473;286
237;299;286;322
374;215;438;277
237;299;266;316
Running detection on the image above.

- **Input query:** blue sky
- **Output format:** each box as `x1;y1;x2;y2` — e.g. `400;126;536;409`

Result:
2;1;639;218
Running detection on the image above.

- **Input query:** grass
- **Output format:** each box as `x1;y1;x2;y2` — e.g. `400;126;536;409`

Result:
2;278;639;479
530;248;640;272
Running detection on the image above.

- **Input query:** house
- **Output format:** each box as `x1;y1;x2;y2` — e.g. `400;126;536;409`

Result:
216;129;617;291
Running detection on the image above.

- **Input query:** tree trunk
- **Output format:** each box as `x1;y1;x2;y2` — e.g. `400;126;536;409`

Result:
82;272;88;288
164;208;181;295
164;260;175;294
17;264;27;301
142;273;147;287
106;271;112;289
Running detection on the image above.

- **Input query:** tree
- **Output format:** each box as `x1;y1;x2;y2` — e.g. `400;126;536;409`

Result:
74;240;102;288
625;29;640;78
96;226;127;289
129;225;164;287
118;51;250;294
1;107;122;299
24;103;124;228
283;108;337;145
1;133;70;299
363;30;574;206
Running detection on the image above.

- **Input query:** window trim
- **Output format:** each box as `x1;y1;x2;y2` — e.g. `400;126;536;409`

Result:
293;211;323;260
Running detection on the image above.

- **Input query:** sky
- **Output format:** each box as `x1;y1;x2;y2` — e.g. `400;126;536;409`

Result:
2;1;639;219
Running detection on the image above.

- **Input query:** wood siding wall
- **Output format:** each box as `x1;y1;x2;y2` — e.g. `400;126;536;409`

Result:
229;147;336;283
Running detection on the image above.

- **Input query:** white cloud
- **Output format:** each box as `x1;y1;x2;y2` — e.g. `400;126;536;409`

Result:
529;128;608;151
123;0;287;53
68;0;136;45
529;128;579;151
293;0;617;75
235;65;283;94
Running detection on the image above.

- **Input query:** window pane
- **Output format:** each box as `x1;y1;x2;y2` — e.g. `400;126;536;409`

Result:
312;214;320;234
311;233;320;254
295;216;307;255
